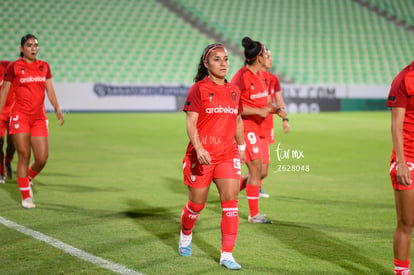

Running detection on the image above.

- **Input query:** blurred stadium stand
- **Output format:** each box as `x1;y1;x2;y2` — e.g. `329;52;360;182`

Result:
1;0;413;85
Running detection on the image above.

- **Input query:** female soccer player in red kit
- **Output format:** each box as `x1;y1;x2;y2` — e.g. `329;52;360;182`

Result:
179;43;245;270
388;61;414;275
0;34;65;209
0;60;16;183
231;36;272;224
258;48;290;198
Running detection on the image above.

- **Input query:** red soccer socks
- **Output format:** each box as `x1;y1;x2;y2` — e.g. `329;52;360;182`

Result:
180;201;206;235
28;167;39;181
246;184;260;217
394;259;410;275
221;200;239;253
17;177;31;200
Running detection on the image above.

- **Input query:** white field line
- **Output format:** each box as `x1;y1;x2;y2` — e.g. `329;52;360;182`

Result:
0;216;144;275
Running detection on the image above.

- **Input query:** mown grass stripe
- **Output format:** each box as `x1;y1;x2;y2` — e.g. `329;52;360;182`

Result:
0;216;144;275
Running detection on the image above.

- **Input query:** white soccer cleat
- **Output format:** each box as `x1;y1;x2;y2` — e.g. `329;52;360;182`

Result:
259;188;270;198
220;252;241;270
0;175;5;184
21;197;36;209
248;213;272;224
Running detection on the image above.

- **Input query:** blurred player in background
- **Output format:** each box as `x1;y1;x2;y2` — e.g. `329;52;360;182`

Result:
387;61;414;275
0;34;64;209
231;36;273;224
178;43;245;270
0;60;16;184
258;48;290;198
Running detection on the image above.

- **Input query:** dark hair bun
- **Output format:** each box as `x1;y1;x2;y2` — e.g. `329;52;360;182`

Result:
242;36;254;49
241;36;262;61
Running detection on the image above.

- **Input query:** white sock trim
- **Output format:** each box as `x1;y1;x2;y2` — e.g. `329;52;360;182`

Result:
180;231;192;247
220;252;234;261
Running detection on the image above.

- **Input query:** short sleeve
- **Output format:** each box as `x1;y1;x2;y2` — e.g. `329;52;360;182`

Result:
273;75;281;93
387;71;414;108
235;86;243;115
4;62;15;82
45;62;52;79
183;83;201;113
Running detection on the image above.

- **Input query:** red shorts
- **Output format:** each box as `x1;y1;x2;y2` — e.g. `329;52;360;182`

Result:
244;131;269;163
183;155;241;188
0;116;11;137
266;127;275;144
261;136;270;164
9;114;49;137
390;160;414;190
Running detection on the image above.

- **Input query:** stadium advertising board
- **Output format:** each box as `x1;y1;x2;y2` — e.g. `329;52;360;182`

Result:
45;83;389;113
281;84;389;113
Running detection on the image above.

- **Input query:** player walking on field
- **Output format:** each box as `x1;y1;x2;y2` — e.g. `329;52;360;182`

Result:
0;60;16;183
387;61;414;275
231;36;273;224
178;43;246;270
0;34;64;209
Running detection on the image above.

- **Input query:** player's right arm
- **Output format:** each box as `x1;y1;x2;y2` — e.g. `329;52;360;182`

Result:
45;79;64;126
186;111;211;165
241;105;271;118
391;107;411;186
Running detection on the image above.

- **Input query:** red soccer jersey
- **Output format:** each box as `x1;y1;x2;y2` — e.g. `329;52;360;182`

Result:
260;70;281;134
387;61;414;160
4;58;52;119
183;76;243;159
231;66;268;137
0;61;15;119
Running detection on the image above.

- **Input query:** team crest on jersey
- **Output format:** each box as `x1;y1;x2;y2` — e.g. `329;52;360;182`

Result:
39;65;45;72
21;68;25;74
231;92;237;102
14;122;20;130
253;146;259;154
208;93;214;102
250;83;255;90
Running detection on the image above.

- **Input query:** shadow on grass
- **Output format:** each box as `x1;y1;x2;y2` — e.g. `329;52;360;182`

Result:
165;176;187;196
258;220;388;274
277;195;393;210
124;199;181;253
123;199;224;264
0;181;20;205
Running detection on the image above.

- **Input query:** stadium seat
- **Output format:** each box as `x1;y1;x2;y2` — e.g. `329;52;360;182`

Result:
1;0;413;85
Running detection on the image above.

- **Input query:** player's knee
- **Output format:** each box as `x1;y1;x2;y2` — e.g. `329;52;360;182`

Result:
398;218;414;234
18;151;31;163
36;156;48;168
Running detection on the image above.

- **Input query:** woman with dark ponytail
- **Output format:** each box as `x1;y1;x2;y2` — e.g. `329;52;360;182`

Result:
231;36;273;224
179;43;245;270
0;34;64;209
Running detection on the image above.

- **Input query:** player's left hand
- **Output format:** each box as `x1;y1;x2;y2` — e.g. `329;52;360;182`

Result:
56;108;65;126
283;120;290;134
277;109;287;118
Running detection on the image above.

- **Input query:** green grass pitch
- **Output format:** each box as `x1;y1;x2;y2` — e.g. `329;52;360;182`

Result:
0;111;395;274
